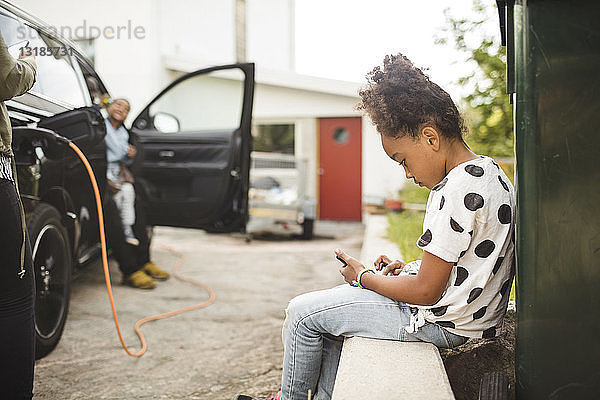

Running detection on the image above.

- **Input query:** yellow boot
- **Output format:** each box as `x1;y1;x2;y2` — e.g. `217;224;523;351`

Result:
122;270;156;289
142;261;170;281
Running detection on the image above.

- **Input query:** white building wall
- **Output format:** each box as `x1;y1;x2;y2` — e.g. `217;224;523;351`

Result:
13;0;168;120
253;84;359;119
158;0;236;66
246;0;294;70
293;117;317;201
13;0;406;208
362;119;407;205
150;72;246;132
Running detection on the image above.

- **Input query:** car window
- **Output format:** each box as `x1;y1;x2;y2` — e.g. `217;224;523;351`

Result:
78;60;107;106
20;25;86;108
147;68;245;133
0;11;23;46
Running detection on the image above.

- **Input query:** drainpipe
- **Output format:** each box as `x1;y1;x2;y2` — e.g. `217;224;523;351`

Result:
235;0;246;62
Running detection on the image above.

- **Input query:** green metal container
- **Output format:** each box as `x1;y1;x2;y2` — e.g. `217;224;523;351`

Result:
503;0;600;397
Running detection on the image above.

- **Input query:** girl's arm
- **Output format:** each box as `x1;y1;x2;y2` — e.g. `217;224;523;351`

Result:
337;249;452;306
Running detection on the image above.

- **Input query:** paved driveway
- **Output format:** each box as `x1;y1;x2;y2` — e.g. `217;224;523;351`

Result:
33;221;364;399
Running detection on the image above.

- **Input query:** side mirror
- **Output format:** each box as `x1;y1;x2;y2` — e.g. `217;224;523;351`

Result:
152;112;180;133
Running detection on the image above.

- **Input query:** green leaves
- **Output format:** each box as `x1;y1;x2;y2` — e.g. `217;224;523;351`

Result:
438;1;514;158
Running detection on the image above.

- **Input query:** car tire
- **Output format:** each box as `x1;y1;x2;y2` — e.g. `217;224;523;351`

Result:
26;203;72;359
478;371;510;400
301;218;314;240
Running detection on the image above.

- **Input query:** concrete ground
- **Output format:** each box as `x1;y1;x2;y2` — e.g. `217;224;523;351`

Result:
33;220;364;399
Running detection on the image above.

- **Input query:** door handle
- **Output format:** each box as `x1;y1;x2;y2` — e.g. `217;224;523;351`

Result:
317;168;324;175
158;150;175;158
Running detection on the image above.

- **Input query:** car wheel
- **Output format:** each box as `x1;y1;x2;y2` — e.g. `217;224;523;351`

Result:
27;203;72;359
478;371;510;400
301;218;314;240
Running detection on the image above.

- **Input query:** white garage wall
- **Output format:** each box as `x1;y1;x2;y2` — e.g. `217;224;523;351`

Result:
362;119;408;205
246;0;295;71
158;0;236;65
149;71;246;132
13;0;406;209
13;0;168;120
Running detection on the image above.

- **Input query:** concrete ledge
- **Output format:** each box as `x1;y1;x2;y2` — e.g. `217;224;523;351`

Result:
360;214;401;265
331;337;455;400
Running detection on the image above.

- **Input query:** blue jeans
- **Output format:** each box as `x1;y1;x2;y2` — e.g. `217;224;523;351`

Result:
281;284;468;400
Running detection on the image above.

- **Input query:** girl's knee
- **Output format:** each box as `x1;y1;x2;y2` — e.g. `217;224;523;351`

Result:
283;291;319;334
282;296;300;342
284;286;356;325
284;294;306;326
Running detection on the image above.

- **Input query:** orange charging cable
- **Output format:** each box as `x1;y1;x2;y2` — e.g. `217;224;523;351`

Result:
68;141;215;357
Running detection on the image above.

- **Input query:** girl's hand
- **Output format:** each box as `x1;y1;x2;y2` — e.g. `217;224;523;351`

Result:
374;254;406;276
381;260;406;276
334;249;364;286
374;255;392;270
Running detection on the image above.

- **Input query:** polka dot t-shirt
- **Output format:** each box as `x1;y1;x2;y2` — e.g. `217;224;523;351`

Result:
414;156;515;339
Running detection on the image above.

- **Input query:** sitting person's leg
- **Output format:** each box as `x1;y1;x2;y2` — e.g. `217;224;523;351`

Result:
281;284;467;400
103;192;137;274
103;192;155;289
114;182;137;245
281;285;404;400
313;333;343;400
131;186;170;280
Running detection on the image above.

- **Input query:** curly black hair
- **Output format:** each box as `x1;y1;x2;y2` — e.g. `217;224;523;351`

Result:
357;53;466;141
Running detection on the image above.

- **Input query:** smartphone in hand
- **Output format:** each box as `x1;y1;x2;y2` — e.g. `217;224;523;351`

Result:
335;255;348;267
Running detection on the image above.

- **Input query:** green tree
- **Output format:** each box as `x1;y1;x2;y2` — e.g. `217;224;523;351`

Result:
436;0;514;158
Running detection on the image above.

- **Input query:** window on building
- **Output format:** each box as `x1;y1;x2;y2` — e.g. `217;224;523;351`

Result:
252;124;294;154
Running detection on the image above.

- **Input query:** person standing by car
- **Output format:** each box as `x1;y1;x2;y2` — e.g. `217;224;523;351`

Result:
103;97;170;289
0;33;37;399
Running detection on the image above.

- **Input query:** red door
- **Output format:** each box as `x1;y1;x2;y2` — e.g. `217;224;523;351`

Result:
318;117;362;221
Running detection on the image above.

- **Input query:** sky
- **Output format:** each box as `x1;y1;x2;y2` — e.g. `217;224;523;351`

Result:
294;0;500;100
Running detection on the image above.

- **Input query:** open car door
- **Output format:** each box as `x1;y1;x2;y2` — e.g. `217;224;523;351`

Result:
131;63;254;232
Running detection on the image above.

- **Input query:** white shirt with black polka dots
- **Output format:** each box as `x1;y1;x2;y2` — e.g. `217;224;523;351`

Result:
414;156;515;339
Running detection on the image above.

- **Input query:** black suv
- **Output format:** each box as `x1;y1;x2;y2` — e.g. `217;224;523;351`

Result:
1;1;254;358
